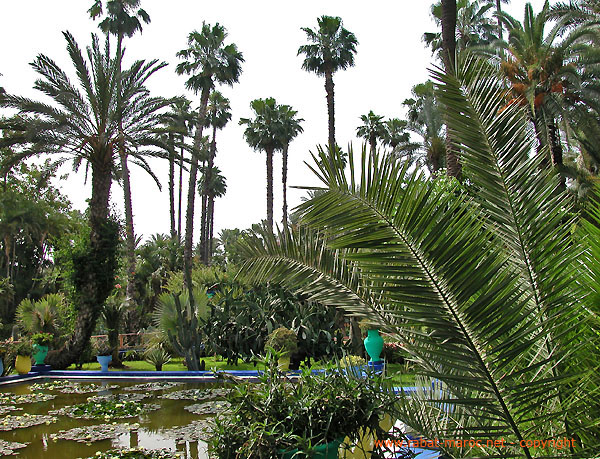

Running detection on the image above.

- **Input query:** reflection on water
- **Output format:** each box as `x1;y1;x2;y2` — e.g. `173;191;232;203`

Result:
0;380;214;459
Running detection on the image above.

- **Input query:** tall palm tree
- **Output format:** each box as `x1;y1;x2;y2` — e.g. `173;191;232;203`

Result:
201;90;231;264
425;0;497;53
198;166;227;263
240;97;284;230
0;33;165;368
356;110;386;154
277;104;303;226
89;0;151;307
176;23;243;296
298;16;358;153
160;97;196;241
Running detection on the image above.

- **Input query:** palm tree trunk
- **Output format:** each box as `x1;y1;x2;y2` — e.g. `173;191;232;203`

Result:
369;134;377;154
184;87;210;298
325;69;336;153
47;161;113;369
202;124;217;265
178;136;184;241
496;0;503;40
168;132;176;240
266;146;274;230
119;149;136;311
441;0;462;179
208;191;215;264
548;120;566;190
282;142;289;225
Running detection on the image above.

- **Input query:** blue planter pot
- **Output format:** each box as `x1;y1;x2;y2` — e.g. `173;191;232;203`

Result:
0;357;4;377
97;355;112;372
364;329;384;363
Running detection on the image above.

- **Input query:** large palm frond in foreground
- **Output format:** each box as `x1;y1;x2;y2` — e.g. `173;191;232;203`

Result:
237;61;598;456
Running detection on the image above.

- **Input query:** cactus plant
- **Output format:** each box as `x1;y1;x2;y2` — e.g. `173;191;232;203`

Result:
164;293;206;371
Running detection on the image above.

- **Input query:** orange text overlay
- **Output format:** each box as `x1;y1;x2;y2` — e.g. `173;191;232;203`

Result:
374;437;576;450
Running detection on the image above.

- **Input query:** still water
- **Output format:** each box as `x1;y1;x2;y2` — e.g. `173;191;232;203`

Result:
0;380;216;458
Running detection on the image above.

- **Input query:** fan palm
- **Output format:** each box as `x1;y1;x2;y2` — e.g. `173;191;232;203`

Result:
239;97;284;230
277;104;303;226
0;33;165;368
381;118;420;165
200;90;231;264
176;22;243;297
236;55;600;457
356;110;386;154
298;15;357;153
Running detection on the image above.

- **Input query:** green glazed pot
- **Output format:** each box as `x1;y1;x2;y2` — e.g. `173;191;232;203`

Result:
32;344;49;365
364;329;384;363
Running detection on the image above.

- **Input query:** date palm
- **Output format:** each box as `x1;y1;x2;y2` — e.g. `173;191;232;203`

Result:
491;1;600;184
403;81;446;174
356;110;386;154
176;22;243;296
240;97;284;230
0;33;166;368
200;90;231;264
89;0;151;307
298;16;357;153
382;118;420;164
278;104;303;225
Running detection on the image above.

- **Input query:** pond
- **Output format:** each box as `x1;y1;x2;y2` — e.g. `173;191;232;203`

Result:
0;379;225;458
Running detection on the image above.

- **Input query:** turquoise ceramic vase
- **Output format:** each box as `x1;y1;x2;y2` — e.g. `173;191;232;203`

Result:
280;438;342;459
364;329;384;363
32;344;49;365
97;355;112;372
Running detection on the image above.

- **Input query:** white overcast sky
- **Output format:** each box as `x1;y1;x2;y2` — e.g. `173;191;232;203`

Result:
1;0;546;243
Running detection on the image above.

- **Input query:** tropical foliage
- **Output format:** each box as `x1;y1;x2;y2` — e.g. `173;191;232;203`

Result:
236;54;600;457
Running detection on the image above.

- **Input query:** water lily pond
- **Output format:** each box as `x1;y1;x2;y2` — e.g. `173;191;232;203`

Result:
0;379;229;458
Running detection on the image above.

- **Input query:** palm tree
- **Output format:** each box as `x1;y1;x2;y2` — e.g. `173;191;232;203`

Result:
198;166;227;263
0;33;165;369
356;110;386;154
298;16;358;153
382;118;420;164
491;1;600;184
176;23;243;297
240;97;284;230
403;81;447;174
201;90;231;264
277;104;303;225
440;0;462;179
89;0;152;307
160;97;196;241
425;0;498;53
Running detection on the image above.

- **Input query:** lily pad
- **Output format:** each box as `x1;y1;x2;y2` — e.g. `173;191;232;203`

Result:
0;405;23;416
0;439;28;456
0;413;57;431
31;380;119;394
184;400;230;415
124;382;181;392
50;422;139;443
160;388;227;401
50;399;160;420
87;392;150;403
160;419;215;443
84;447;179;458
0;392;56;405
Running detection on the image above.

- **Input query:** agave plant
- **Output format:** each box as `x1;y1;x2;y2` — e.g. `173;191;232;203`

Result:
236;54;600;458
